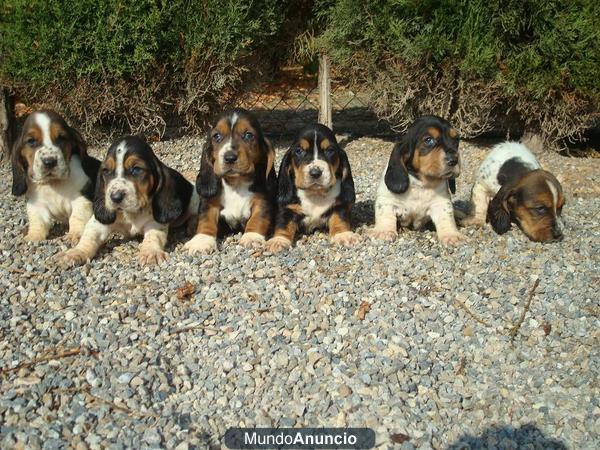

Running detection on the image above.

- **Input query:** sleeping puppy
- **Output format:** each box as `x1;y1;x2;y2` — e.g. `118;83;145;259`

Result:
265;123;359;253
462;141;565;242
184;108;276;254
11;109;100;243
370;115;465;245
58;136;199;266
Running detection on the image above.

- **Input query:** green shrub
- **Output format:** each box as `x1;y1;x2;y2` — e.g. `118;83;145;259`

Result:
0;0;291;136
317;0;600;145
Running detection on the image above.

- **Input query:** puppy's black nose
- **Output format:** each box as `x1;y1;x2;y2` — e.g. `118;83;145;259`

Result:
110;191;126;204
309;167;322;179
446;154;459;167
552;231;564;242
224;152;238;164
41;156;57;169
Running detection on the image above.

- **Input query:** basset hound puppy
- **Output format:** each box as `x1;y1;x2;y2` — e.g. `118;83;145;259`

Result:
462;141;565;242
184;108;276;254
58;136;199;266
265;123;359;253
370;115;465;245
11;109;100;243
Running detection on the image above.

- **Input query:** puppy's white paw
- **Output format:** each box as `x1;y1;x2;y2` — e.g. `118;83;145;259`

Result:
56;249;88;268
138;248;168;265
368;228;398;241
439;232;467;246
25;231;47;242
184;234;217;255
239;232;265;249
331;231;361;247
65;230;83;245
265;236;292;253
460;216;485;227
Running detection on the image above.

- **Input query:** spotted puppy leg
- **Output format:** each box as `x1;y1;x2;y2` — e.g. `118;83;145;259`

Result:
66;196;93;244
57;217;111;267
25;202;52;242
461;182;489;227
139;222;169;265
184;198;219;255
429;200;466;246
240;195;271;248
266;207;299;253
329;208;360;246
369;203;398;241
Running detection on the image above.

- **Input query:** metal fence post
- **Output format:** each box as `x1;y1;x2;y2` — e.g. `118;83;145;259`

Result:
318;52;332;129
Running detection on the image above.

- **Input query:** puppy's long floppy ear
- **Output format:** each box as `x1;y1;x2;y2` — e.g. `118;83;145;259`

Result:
11;139;28;196
277;150;295;205
93;170;116;224
384;142;410;194
487;184;513;235
152;163;193;224
339;150;356;205
68;126;100;180
196;139;220;198
448;178;456;195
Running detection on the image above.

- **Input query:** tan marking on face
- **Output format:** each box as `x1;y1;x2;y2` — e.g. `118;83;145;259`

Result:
320;138;330;150
124;155;154;209
212;116;261;177
299;139;310;151
286;203;304;214
426;127;441;139
104;156;116;172
411;145;445;184
50;122;72;160
448;128;458;138
328;210;351;236
20;125;43;172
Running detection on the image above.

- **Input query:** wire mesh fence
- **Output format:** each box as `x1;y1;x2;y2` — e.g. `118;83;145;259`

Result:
237;66;395;139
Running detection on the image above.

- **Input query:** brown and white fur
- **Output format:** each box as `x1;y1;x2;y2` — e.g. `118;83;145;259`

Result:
11;110;100;243
184;108;276;254
370;115;465;245
58;136;199;266
463;141;565;242
265;123;359;253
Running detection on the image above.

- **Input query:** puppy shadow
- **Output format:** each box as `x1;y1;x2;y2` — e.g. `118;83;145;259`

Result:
353;200;375;228
446;424;567;450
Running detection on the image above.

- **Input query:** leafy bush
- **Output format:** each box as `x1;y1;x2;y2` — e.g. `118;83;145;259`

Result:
0;0;291;136
317;0;600;145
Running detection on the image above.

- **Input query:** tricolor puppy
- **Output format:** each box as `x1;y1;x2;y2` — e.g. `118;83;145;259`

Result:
463;141;565;242
184;108;276;254
265;123;359;253
371;115;465;245
58;136;198;266
11;109;100;243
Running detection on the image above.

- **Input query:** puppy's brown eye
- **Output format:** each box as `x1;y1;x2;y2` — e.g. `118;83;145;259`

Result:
531;206;547;214
55;135;65;144
294;146;304;157
242;131;254;142
102;168;113;176
212;132;223;143
27;137;38;147
424;137;436;147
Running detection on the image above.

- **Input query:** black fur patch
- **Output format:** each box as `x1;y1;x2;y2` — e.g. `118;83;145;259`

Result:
497;157;534;187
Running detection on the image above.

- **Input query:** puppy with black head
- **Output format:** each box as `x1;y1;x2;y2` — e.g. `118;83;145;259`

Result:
462;142;565;242
184;108;276;254
265;123;359;253
58;136;199;266
370;115;465;245
11;109;100;243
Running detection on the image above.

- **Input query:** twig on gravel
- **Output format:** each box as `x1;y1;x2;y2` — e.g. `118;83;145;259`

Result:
51;386;159;418
0;346;96;376
453;297;490;327
509;279;540;339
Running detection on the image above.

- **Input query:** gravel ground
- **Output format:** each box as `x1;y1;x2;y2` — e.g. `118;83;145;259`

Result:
0;135;598;449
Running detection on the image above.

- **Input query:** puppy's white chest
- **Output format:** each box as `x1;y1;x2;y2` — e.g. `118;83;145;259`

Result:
298;181;340;230
220;180;253;228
